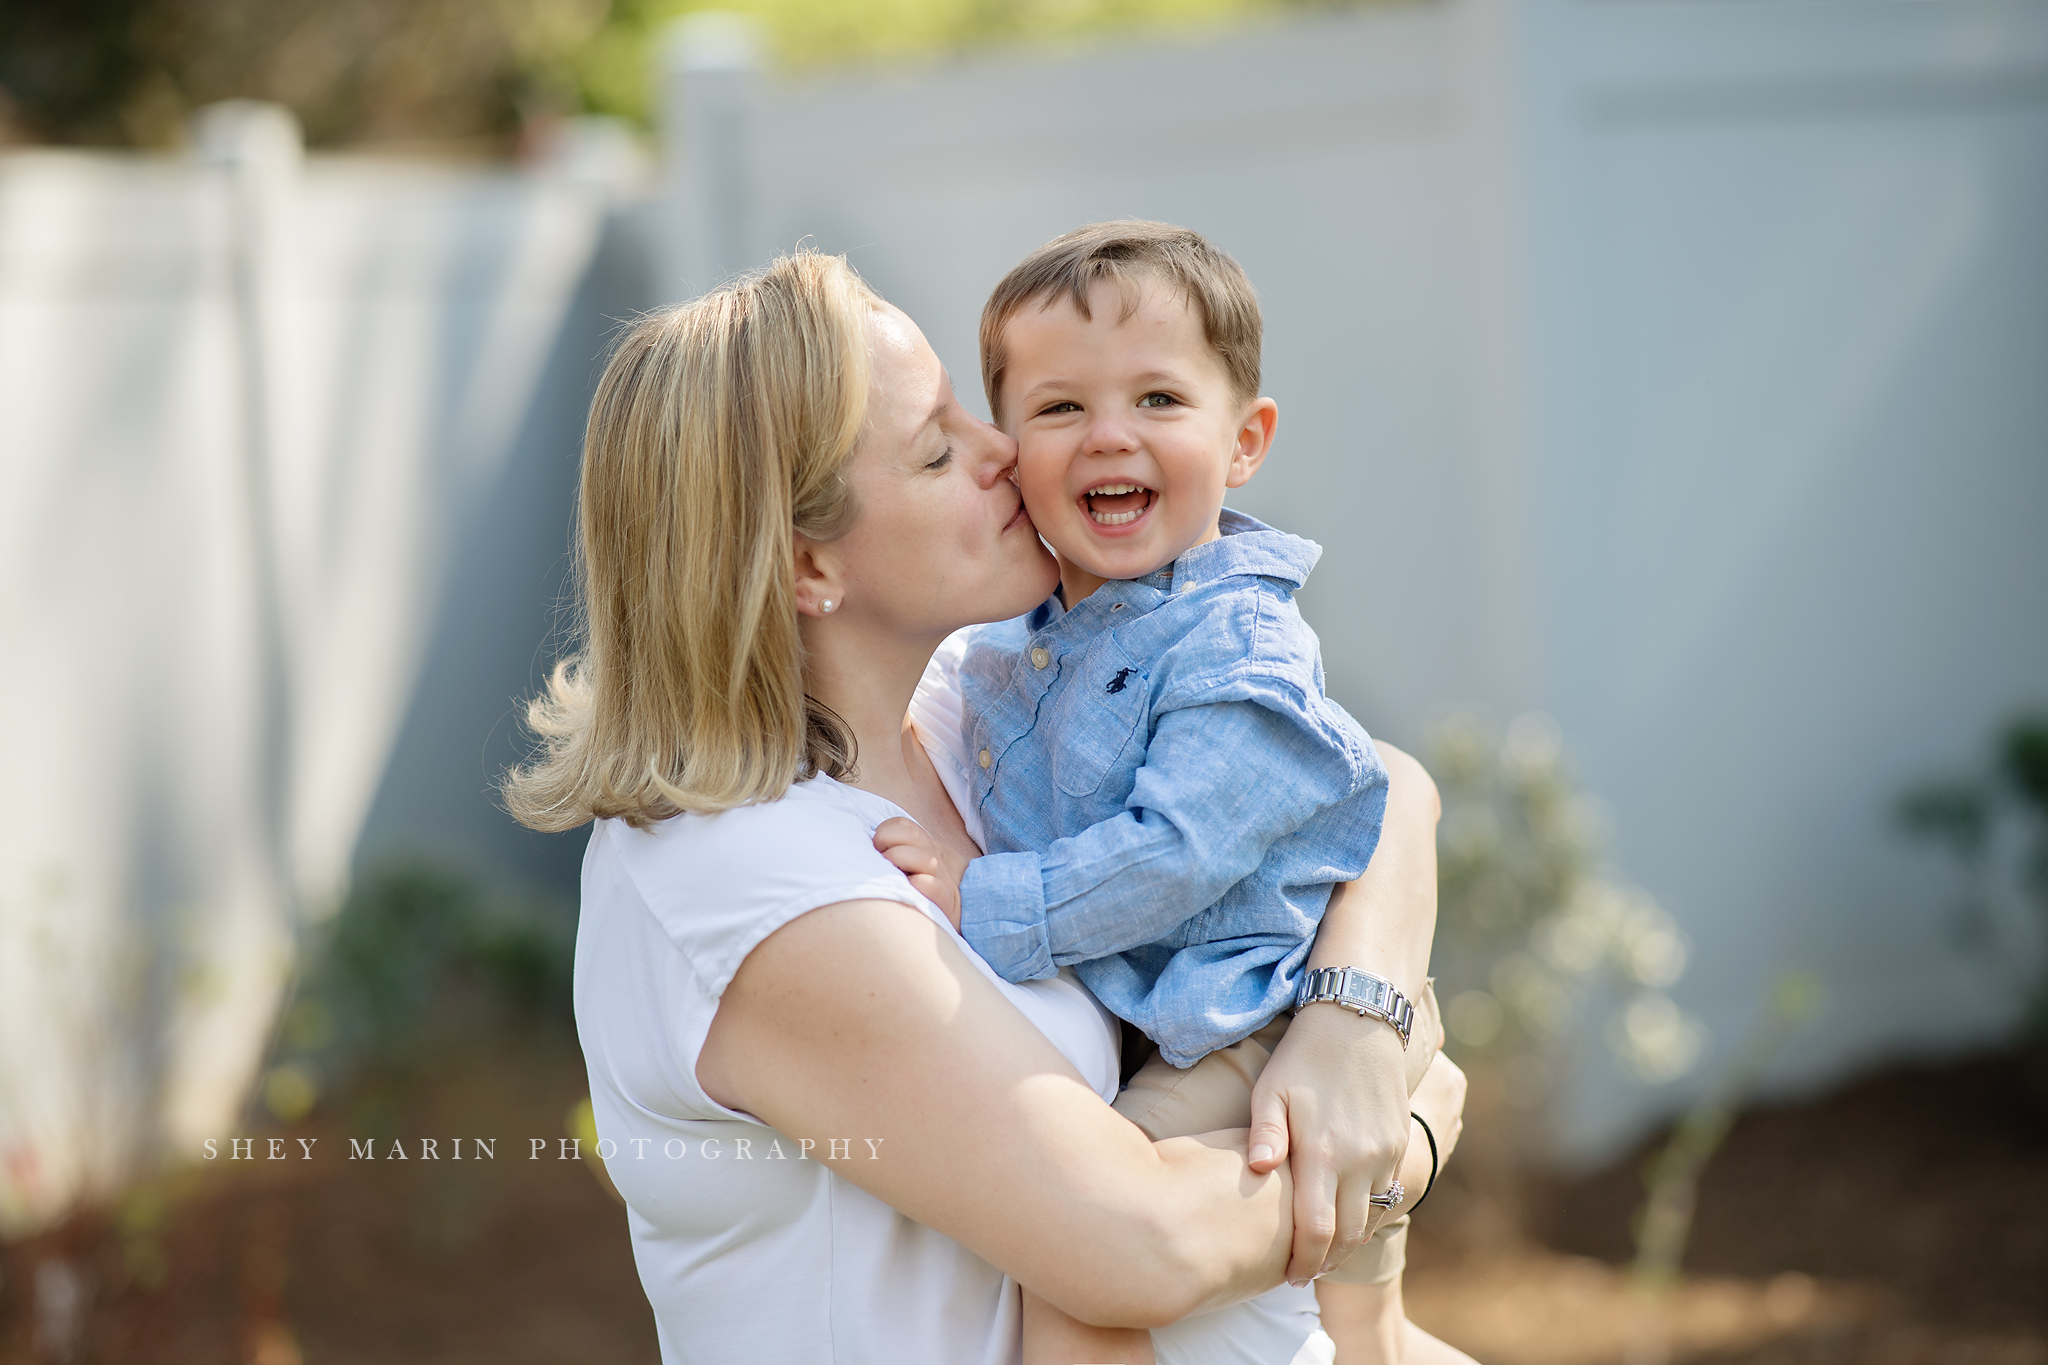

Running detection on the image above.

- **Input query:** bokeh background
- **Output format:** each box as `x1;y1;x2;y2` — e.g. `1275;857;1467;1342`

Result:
2;0;2044;1361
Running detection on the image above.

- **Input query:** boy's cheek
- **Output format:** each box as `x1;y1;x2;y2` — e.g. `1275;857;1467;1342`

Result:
1013;447;1068;517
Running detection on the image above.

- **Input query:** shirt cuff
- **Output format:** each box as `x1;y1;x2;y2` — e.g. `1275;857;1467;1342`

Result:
958;852;1056;983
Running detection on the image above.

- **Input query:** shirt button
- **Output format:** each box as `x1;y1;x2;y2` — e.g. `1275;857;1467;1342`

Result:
1030;647;1050;670
978;749;992;769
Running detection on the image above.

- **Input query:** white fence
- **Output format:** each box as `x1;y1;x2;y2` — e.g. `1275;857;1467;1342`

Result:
646;0;2048;1154
0;105;609;1231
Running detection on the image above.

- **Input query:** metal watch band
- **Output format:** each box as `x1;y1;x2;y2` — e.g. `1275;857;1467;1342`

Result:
1292;966;1415;1049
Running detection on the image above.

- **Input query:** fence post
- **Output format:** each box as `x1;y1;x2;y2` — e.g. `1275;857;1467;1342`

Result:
191;100;304;931
658;11;763;300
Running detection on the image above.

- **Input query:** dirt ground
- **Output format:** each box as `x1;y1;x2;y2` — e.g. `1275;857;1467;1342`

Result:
2;1044;2042;1364
1406;1047;2048;1365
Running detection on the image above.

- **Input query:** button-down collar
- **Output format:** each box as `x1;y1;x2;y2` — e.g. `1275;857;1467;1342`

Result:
1027;509;1319;637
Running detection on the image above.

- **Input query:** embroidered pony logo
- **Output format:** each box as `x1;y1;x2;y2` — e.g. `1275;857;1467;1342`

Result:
1105;668;1136;695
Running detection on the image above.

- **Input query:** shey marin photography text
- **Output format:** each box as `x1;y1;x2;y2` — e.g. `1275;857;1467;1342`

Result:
202;1136;887;1162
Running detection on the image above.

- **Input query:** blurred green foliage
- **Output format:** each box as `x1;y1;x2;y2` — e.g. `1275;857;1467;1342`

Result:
1428;713;1705;1113
260;859;576;1123
1625;969;1822;1360
1897;711;2048;1037
0;0;1356;150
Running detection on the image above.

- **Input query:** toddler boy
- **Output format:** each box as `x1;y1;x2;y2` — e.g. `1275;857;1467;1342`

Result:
885;221;1441;1364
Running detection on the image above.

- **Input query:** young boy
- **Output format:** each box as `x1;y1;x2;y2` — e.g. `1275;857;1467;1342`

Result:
882;221;1450;1364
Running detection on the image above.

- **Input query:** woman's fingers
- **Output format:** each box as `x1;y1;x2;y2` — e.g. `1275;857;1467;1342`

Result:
1245;1079;1291;1173
1286;1140;1340;1285
1322;1168;1379;1278
1318;1133;1401;1278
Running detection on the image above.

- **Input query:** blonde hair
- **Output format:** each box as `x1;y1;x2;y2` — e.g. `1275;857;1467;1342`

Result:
980;219;1263;423
503;250;875;831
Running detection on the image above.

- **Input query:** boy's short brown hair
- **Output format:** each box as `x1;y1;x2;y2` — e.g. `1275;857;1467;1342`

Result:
979;220;1262;422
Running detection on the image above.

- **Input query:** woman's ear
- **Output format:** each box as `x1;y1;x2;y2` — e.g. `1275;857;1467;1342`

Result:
792;536;847;618
1225;397;1279;490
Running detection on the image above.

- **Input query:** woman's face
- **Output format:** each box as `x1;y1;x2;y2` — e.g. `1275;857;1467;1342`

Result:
826;302;1058;638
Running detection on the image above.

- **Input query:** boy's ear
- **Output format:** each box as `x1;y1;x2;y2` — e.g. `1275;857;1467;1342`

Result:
1224;397;1279;490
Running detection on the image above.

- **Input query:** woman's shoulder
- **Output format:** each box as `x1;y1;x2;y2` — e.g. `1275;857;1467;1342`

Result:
590;779;927;996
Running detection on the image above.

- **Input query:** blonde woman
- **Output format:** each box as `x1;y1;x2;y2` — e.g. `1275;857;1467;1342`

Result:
505;250;1462;1365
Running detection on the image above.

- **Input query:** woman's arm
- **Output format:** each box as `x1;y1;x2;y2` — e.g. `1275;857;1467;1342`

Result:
696;898;1294;1327
1248;739;1444;1283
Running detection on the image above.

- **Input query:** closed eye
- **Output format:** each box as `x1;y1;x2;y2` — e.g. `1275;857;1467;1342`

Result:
925;445;954;471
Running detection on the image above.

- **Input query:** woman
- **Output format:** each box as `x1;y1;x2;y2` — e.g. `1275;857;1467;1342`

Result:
504;250;1463;1364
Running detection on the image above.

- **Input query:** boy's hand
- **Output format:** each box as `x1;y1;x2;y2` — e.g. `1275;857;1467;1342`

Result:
873;817;966;930
1248;1007;1413;1285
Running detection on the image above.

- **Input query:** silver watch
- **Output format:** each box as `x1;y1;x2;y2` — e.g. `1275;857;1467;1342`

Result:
1293;966;1415;1049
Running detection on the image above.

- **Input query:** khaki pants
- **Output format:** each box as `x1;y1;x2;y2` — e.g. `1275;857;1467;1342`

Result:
1111;981;1440;1285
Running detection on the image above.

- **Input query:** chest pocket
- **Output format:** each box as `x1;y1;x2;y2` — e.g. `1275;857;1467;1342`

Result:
1047;641;1150;799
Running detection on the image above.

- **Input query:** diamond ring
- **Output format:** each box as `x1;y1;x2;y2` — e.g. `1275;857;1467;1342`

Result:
1368;1179;1405;1209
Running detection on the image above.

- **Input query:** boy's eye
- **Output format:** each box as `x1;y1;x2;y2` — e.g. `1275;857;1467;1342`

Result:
1037;400;1081;417
1138;392;1180;409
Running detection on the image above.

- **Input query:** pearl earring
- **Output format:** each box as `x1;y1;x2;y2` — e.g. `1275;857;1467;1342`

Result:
821;600;835;613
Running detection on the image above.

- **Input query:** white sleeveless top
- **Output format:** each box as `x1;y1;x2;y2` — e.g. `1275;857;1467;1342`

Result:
574;637;1329;1364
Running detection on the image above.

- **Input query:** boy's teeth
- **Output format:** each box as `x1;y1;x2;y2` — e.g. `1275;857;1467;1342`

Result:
1084;482;1151;526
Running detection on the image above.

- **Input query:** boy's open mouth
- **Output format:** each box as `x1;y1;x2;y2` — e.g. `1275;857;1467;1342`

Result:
1083;482;1154;527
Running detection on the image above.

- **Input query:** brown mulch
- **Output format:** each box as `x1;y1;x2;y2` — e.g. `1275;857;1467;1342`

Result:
1405;1045;2048;1365
0;1037;658;1365
3;1044;2043;1364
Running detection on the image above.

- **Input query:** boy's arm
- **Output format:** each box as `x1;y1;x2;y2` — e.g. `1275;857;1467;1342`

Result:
958;684;1385;983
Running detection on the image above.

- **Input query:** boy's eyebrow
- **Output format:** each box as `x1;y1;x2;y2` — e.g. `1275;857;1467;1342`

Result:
1014;368;1193;405
1014;377;1076;404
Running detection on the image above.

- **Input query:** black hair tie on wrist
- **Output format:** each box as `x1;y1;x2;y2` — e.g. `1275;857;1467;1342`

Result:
1408;1113;1439;1216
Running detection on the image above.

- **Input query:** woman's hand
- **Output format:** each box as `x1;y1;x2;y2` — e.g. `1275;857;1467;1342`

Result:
1249;739;1444;1283
874;816;967;928
1249;1007;1413;1284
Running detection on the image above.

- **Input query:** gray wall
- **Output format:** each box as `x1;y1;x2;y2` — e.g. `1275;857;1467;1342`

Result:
352;212;658;896
1;111;611;1226
1514;0;2048;1147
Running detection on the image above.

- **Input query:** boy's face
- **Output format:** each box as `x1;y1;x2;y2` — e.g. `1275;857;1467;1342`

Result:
997;277;1276;602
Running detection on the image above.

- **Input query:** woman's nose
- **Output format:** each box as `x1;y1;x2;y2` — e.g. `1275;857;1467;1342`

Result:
968;418;1020;489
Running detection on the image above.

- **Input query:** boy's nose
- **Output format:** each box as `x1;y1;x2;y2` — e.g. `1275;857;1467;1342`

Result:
1083;414;1138;455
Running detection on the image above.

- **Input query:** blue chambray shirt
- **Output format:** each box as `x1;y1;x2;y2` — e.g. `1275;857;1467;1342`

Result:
957;509;1388;1067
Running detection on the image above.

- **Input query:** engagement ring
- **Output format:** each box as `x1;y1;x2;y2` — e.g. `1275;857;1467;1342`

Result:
1368;1179;1404;1209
